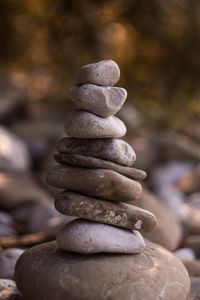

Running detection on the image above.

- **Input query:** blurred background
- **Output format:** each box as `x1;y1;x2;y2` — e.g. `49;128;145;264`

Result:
1;0;200;126
0;0;200;297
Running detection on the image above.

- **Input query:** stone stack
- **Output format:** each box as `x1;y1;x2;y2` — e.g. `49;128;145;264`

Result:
15;60;190;300
47;60;157;254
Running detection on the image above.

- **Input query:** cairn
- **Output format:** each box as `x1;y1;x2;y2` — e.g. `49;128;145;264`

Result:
47;60;157;254
15;60;190;300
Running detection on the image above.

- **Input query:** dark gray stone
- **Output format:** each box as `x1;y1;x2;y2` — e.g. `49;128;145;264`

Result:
55;191;157;232
54;153;146;181
57;137;135;166
47;165;142;203
64;110;126;138
69;84;127;117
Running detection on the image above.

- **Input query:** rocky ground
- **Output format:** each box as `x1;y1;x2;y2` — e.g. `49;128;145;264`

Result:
0;78;200;299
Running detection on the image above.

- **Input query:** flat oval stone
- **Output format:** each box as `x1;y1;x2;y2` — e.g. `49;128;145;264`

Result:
57;219;145;254
15;241;190;300
76;60;120;86
55;191;157;232
56;138;135;167
54;153;146;181
47;165;142;203
64;110;126;138
69;84;127;117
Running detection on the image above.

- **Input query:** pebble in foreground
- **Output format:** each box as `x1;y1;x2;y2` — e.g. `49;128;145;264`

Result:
57;219;145;254
15;241;190;300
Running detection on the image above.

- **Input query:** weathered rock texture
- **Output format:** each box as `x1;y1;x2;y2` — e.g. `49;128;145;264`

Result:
15;241;190;300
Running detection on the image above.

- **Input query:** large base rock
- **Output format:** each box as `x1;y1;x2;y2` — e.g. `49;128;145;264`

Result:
15;241;190;300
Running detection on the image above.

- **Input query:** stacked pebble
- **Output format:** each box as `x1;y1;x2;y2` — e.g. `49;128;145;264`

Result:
47;60;157;254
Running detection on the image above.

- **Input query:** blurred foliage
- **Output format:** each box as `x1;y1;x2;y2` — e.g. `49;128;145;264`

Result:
0;0;200;127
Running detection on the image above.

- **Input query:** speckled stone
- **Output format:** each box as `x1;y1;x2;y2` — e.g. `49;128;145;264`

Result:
69;84;127;117
64;110;126;138
76;60;120;86
55;191;157;232
15;240;190;300
57;137;135;167
54;153;146;181
57;219;145;254
0;279;21;300
47;165;142;203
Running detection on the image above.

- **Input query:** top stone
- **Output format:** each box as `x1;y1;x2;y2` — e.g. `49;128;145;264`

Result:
76;60;120;86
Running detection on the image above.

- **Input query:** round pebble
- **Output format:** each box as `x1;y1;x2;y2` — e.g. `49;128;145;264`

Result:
174;248;195;261
57;219;145;254
69;84;127;117
57;137;135;166
64;110;126;138
76;60;120;86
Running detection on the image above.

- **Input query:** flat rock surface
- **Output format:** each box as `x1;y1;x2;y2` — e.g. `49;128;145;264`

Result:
64;110;126;138
47;165;142;202
15;240;190;300
55;191;157;232
57;219;145;254
69;84;127;117
54;153;146;181
57;137;135;166
76;60;120;86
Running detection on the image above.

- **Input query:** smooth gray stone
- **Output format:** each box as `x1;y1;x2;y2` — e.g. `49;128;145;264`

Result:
57;219;145;254
174;248;195;261
69;84;127;117
56;137;135;167
55;191;157;232
15;241;190;300
54;153;146;181
64;110;126;138
76;60;120;86
47;165;142;203
0;248;24;279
